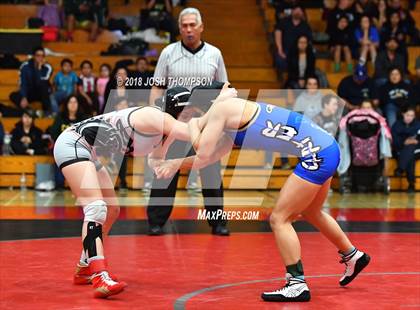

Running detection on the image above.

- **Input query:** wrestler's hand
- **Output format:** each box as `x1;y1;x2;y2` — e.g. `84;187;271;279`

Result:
148;157;164;170
154;159;181;179
215;82;238;103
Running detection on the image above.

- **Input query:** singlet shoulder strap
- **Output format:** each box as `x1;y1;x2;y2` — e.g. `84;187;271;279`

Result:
127;106;162;137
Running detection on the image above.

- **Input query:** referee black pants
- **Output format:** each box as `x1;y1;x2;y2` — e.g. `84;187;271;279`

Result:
147;140;225;228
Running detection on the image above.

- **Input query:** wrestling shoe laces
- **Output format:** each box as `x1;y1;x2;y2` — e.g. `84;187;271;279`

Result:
339;249;370;286
96;271;118;286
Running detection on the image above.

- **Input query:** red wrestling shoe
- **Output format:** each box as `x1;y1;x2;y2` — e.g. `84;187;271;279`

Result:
73;261;119;285
73;263;92;285
89;259;127;298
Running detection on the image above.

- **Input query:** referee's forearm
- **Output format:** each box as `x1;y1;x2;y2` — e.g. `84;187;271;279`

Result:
149;86;165;106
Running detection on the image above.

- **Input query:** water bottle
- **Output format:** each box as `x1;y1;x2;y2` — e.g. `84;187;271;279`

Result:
20;173;27;191
3;133;11;155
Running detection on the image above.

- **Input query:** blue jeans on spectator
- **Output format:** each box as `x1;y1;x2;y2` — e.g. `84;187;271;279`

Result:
397;144;417;185
55;165;65;189
383;102;400;128
50;91;68;113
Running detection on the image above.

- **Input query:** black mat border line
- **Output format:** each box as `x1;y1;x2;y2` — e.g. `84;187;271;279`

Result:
0;220;419;241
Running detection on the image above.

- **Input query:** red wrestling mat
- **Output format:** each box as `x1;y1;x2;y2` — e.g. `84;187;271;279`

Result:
0;233;419;309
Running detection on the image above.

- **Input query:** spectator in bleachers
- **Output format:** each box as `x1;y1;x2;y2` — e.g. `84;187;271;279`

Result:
337;64;378;110
64;0;99;41
104;66;133;112
274;5;312;72
379;67;414;127
355;15;380;65
386;0;419;43
376;0;387;29
92;0;108;29
131;57;154;90
330;15;353;72
38;0;63;29
391;106;420;193
96;63;111;114
380;11;407;52
77;60;97;115
49;95;87;141
313;94;340;136
49;95;87;188
141;0;178;42
285;35;316;89
10;47;53;115
326;0;357;41
10;110;46;155
51;58;78;114
374;37;406;87
294;76;323;119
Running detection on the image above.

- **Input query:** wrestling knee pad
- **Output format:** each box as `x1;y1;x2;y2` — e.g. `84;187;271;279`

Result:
84;200;107;225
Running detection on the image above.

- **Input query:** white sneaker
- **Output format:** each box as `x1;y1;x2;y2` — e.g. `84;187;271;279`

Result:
339;249;370;286
261;273;310;302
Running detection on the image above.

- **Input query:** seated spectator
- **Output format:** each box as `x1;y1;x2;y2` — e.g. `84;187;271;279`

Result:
49;95;87;188
285;35;316;89
293;76;323;119
141;0;177;42
355;15;380;65
380;11;407;52
38;0;63;28
330;15;353;72
338;64;378;111
391;107;420;193
380;11;409;67
379;67;414;127
374;37;406;87
10;110;46;155
77;60;97;115
92;0;108;29
96;63;111;114
274;5;312;72
51;58;78;114
9;47;53;114
326;0;357;41
104;66;135;111
0;112;4;155
386;0;419;43
49;95;87;141
376;0;387;29
131;57;154;89
64;0;99;41
313;94;340;136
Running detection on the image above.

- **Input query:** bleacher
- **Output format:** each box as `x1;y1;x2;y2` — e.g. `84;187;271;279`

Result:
0;0;419;190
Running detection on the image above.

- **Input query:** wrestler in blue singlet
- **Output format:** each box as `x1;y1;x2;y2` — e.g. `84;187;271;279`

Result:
225;102;340;185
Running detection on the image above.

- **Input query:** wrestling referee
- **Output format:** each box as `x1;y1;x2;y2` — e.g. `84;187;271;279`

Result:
147;7;230;236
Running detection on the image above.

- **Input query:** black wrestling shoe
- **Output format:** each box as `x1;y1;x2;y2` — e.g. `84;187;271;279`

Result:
148;225;164;236
339;249;371;286
261;273;310;302
211;225;230;236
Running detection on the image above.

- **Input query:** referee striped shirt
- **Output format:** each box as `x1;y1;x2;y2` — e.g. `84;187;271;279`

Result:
153;41;228;90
